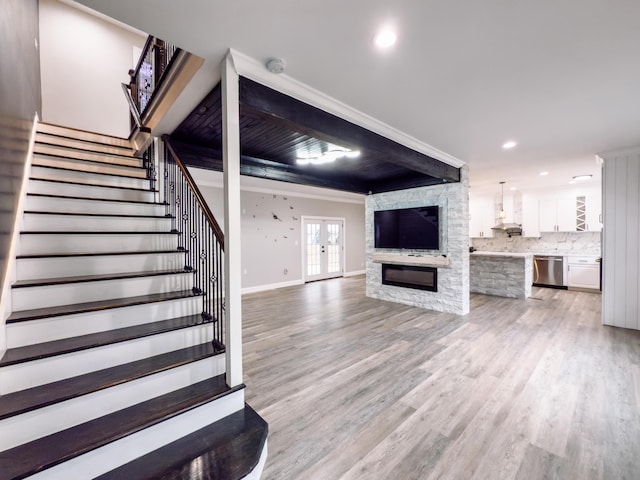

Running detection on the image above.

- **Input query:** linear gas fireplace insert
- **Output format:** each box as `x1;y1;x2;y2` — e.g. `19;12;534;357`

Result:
381;264;437;292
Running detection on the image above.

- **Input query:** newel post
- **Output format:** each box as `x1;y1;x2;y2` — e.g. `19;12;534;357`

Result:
221;50;243;387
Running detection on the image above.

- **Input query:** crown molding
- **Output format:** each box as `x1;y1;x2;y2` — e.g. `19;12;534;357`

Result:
228;48;465;169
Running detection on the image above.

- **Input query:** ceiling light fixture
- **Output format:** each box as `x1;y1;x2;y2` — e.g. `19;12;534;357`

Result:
502;140;517;150
297;148;360;166
572;174;593;181
498;181;507;220
374;30;397;48
568;180;577;184
540;171;549;176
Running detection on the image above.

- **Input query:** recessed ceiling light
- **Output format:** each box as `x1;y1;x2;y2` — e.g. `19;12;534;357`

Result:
568;180;577;184
509;187;517;191
374;29;397;48
540;171;549;176
502;141;517;149
572;174;593;181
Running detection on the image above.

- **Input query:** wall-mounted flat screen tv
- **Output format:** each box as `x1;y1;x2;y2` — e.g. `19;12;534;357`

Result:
374;206;439;250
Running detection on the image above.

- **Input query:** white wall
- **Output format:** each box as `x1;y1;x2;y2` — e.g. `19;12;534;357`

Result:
39;0;146;137
190;169;366;291
601;147;640;330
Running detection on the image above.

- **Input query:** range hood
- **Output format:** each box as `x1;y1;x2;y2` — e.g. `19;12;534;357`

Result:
491;222;523;236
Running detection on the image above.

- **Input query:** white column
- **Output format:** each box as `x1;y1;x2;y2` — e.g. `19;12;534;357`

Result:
601;147;640;330
221;50;243;386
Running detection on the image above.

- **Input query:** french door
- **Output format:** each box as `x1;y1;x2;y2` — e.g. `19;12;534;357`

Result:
302;217;345;282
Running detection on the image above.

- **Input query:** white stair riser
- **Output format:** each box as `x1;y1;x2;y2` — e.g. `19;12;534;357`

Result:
37;124;132;149
27;388;244;480
31;165;149;190
0;355;225;451
19;233;180;255
25;195;166;216
12;273;194;310
22;213;172;232
28;179;157;202
7;296;201;348
0;324;214;394
33;155;146;178
34;144;141;168
16;252;185;281
35;133;136;157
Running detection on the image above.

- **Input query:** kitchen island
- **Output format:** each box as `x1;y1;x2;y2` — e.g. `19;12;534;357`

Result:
470;251;533;299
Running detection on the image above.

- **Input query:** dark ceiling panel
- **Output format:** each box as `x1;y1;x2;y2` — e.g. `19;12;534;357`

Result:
170;78;460;194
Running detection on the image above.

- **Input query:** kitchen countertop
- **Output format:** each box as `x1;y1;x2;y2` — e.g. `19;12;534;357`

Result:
470;251;533;258
471;251;601;258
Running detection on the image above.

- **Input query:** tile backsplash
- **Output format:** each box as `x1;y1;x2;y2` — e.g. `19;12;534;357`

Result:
471;231;601;255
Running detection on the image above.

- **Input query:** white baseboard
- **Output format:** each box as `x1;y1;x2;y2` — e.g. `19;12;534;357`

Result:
344;269;366;277
241;279;304;295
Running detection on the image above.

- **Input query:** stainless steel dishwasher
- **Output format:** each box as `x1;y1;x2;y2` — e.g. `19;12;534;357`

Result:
533;255;566;288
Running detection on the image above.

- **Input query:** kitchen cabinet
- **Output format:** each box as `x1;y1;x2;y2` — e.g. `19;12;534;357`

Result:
539;194;576;232
469;197;494;238
584;192;602;232
521;194;540;237
567;256;600;290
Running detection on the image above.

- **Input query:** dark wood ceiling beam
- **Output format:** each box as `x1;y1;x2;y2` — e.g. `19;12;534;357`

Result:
239;78;460;183
169;141;370;194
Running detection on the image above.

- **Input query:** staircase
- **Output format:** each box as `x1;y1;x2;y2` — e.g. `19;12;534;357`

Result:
0;123;267;479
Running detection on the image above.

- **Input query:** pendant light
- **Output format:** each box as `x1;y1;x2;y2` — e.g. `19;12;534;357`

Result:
498;181;507;220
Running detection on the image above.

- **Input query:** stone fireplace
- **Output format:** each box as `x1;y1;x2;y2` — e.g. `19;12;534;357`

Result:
365;166;470;315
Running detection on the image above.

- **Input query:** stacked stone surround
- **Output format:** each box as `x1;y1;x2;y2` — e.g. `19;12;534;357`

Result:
365;166;470;315
469;254;533;299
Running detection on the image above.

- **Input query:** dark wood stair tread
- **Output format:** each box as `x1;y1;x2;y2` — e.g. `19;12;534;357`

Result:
33;151;145;169
96;404;268;480
0;313;213;368
27;192;167;206
29;176;158;193
20;230;181;235
16;249;186;259
7;289;199;323
0;375;237;480
0;342;223;421
23;210;173;219
35;140;140;159
31;163;147;180
12;268;192;289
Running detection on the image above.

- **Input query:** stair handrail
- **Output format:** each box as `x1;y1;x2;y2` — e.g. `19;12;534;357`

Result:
125;36;181;131
121;82;142;128
162;135;225;249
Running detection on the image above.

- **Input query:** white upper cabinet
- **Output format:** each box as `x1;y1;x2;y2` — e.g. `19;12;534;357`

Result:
521;194;540;237
536;186;602;232
469;196;494;238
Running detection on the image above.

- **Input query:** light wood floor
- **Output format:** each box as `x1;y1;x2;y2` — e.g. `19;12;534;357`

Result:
242;276;640;480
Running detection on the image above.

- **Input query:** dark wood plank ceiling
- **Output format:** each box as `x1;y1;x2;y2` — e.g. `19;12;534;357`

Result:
170;77;460;194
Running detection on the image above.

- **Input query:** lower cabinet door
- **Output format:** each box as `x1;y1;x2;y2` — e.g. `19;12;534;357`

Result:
567;264;600;289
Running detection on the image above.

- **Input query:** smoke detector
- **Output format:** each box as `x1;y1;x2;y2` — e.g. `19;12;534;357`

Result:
266;58;286;74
